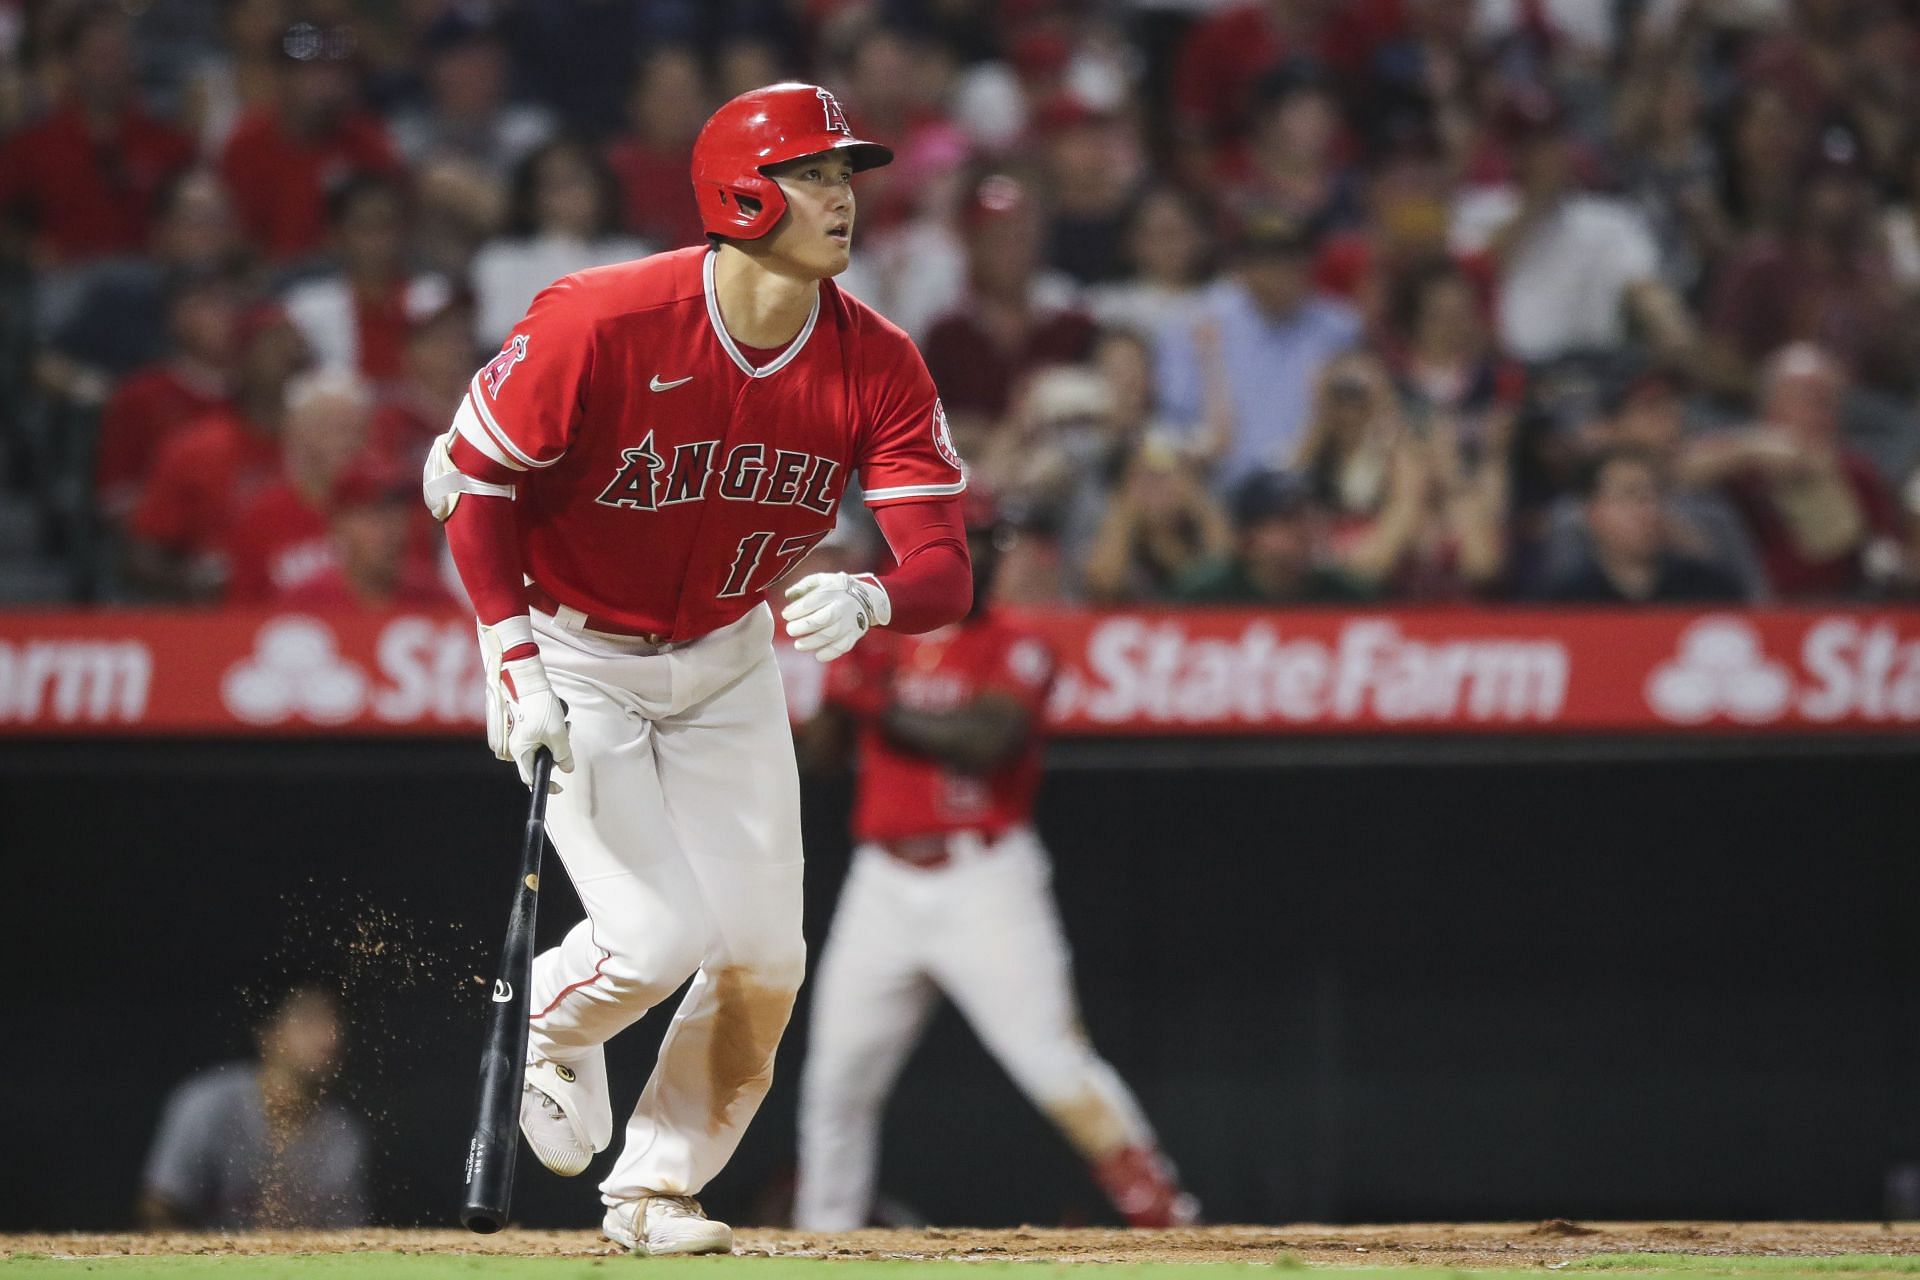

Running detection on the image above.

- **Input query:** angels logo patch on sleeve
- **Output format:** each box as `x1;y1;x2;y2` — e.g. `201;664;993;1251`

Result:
482;335;530;398
931;398;963;470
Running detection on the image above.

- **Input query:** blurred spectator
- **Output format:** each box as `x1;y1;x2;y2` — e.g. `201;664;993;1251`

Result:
219;19;400;261
1176;467;1366;604
387;8;554;178
94;271;240;520
124;303;309;601
976;363;1121;557
1036;96;1144;285
1541;446;1747;604
1739;0;1871;120
499;0;655;138
1297;351;1507;597
225;369;371;604
1314;132;1488;339
0;2;195;263
1388;262;1521;457
1224;67;1359;232
922;174;1096;434
1084;186;1215;336
1081;434;1233;602
1361;0;1482;165
1717;84;1807;239
371;294;478;465
604;45;710;250
1451;89;1696;368
1706;129;1907;395
42;169;248;389
178;0;288;155
714;34;787;103
1612;53;1730;299
1885;140;1920;294
1171;0;1400;180
471;138;648;350
1537;369;1767;599
1899;471;1920;602
281;454;452;608
1677;343;1906;600
283;174;448;384
1156;209;1361;479
139;984;368;1230
831;20;968;236
408;153;507;281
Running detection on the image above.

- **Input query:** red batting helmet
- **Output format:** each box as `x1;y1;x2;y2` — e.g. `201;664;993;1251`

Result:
691;82;893;240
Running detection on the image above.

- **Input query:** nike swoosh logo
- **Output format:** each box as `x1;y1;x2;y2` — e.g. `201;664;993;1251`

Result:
650;375;693;392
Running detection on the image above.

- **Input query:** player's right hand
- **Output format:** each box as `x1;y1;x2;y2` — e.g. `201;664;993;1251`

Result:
496;654;574;791
478;616;574;791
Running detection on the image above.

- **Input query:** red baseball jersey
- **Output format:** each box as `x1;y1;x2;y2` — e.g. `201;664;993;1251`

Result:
452;246;966;639
827;612;1056;842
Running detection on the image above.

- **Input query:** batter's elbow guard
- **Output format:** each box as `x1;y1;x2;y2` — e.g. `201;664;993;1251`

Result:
422;431;515;521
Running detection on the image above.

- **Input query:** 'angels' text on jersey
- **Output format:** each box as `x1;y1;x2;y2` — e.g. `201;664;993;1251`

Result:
449;247;965;639
594;435;843;516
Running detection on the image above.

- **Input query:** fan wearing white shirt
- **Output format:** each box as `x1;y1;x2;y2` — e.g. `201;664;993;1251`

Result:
1449;91;1697;368
470;139;651;349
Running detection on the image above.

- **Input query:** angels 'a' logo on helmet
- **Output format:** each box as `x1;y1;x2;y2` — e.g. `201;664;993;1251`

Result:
931;398;963;470
817;87;852;136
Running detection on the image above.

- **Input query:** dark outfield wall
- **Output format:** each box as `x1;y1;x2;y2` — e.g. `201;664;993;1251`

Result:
4;739;1917;1231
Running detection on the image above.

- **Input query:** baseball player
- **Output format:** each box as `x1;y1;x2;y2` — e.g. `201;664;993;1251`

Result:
422;83;970;1254
794;500;1198;1230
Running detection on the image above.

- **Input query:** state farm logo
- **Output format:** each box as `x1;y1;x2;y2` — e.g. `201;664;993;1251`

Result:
222;618;368;724
0;638;150;723
1645;618;1792;724
1645;615;1920;726
220;615;486;727
1051;618;1569;726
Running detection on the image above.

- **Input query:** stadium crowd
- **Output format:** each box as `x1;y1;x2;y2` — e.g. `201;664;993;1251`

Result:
5;0;1920;610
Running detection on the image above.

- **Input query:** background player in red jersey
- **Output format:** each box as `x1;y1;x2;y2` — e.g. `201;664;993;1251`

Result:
421;83;970;1254
794;499;1198;1231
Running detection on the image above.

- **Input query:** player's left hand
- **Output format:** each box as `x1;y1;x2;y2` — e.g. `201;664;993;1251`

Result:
782;571;891;663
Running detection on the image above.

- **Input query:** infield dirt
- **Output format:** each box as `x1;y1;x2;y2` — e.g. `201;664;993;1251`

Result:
8;1222;1920;1267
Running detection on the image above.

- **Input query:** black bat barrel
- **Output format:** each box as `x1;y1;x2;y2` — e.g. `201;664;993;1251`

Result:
460;749;553;1233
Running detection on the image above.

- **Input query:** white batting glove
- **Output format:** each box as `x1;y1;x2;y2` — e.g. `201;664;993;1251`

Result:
478;617;574;790
782;571;891;663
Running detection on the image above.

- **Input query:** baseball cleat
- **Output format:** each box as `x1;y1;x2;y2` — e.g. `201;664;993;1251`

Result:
520;1060;593;1176
602;1193;735;1256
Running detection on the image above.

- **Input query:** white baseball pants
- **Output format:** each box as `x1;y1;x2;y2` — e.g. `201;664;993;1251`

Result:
522;601;806;1207
794;827;1157;1230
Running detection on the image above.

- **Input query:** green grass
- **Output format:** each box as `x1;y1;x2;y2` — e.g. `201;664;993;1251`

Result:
1567;1258;1920;1275
6;1257;1920;1280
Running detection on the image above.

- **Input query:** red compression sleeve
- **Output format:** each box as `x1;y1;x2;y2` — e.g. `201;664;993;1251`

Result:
443;436;535;659
872;498;972;633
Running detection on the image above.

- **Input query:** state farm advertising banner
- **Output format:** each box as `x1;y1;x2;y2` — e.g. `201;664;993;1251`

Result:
1;606;1918;737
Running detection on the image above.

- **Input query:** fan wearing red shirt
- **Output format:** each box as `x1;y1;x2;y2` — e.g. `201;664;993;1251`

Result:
0;5;195;263
225;370;372;603
219;21;400;261
95;273;238;518
125;305;311;600
793;500;1198;1232
422;83;970;1256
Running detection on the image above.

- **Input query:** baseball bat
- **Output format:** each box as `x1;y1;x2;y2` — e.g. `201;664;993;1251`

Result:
460;747;553;1233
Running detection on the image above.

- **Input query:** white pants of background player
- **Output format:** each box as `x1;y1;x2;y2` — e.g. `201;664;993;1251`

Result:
523;601;805;1207
794;826;1161;1229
